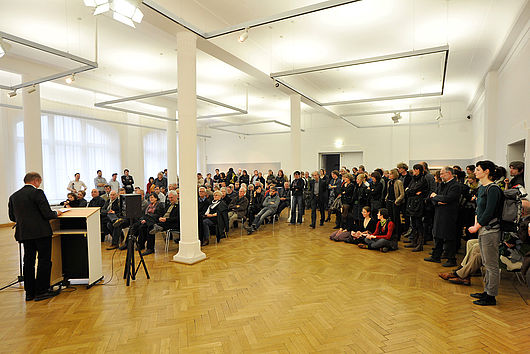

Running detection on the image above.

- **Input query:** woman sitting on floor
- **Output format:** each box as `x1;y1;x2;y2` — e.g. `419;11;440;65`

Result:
330;206;377;243
358;208;396;252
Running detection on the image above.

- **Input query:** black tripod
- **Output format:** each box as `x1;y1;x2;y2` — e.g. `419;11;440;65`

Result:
123;220;150;286
1;242;24;291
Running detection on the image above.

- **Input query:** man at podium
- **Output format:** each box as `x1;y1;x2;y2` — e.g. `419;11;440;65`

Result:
8;172;63;301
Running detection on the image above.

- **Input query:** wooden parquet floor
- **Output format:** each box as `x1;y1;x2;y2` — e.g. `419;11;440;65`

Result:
1;211;529;354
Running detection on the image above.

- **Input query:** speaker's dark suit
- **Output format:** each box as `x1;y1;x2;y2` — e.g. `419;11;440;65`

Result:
8;185;58;297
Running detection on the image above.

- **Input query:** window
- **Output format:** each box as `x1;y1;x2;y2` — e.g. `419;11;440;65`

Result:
16;115;121;202
143;130;167;185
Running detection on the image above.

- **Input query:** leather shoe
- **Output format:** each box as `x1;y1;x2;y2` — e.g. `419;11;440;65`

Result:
424;256;441;263
310;224;315;229
473;296;496;306
442;260;457;267
34;289;60;302
25;294;35;301
438;272;457;280
470;292;487;299
320;221;324;226
448;277;471;286
141;249;154;256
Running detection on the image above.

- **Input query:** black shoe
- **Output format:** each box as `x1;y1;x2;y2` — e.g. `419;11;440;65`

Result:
473;296;496;306
118;244;127;251
470;292;487;299
201;240;209;246
333;225;340;229
442;260;457;267
403;239;412;244
411;245;423;252
320;221;324;226
310;224;315;229
424;256;441;263
404;243;417;248
141;249;154;256
25;294;35;301
233;221;238;228
34;289;60;302
106;245;119;250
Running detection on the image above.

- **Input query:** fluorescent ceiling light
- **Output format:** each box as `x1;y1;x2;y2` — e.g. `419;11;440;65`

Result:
0;37;11;58
94;3;110;15
113;12;135;27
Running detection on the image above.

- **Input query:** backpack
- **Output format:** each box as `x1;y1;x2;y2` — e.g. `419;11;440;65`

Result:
486;184;526;232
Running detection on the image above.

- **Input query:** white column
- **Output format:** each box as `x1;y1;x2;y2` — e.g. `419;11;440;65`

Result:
173;31;206;264
166;108;178;185
22;78;43;177
484;71;498;160
290;94;302;174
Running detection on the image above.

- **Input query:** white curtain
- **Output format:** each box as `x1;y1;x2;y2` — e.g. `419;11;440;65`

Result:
143;130;167;185
15;114;121;202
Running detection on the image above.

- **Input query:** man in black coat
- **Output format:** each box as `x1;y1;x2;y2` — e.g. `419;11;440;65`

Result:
100;190;121;241
8;172;62;301
88;189;105;208
198;187;212;246
309;171;329;228
424;167;462;267
150;190;180;234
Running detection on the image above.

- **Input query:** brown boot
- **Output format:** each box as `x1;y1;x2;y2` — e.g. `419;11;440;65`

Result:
412;232;424;252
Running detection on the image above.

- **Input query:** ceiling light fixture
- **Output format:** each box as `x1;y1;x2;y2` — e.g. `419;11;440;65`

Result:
7;89;17;97
391;112;401;124
65;74;75;84
84;0;143;28
238;27;249;43
0;37;12;58
334;139;343;148
27;85;36;94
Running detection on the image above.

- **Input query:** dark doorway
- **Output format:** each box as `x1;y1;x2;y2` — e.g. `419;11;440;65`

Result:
321;154;340;175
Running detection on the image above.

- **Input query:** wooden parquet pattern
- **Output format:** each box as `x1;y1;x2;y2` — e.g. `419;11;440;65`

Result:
0;211;529;353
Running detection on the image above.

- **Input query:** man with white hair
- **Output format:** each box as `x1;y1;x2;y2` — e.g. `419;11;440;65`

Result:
149;190;180;238
228;187;249;228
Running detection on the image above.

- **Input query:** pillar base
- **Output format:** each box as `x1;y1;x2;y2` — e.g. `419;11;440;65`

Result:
172;239;206;264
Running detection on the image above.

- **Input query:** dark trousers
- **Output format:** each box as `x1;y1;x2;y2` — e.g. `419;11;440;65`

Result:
341;204;351;229
411;215;424;235
22;238;52;296
386;201;401;239
111;219;130;246
277;200;289;216
431;237;457;262
290;195;304;224
137;222;154;250
423;209;434;242
365;237;393;250
310;197;325;226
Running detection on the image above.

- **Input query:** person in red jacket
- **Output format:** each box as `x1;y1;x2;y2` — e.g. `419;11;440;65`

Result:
358;208;396;252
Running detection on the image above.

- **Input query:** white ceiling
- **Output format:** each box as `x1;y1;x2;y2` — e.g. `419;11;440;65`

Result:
0;0;527;130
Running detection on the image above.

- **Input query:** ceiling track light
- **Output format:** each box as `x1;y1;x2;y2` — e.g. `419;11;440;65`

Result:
391;112;401;124
238;27;249;43
65;74;75;84
7;89;17;98
27;85;36;94
435;108;443;121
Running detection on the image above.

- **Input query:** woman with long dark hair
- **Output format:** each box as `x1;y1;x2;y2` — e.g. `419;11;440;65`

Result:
404;164;429;251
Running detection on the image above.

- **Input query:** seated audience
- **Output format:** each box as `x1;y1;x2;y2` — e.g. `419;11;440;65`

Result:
101;190;120;241
228;187;249;228
358;208;396;252
134;192;165;255
88;189;105;208
77;190;88;207
149;189;180;239
114;189;149;250
202;191;229;244
246;187;280;234
146;177;155;195
277;181;291;218
101;185;112;201
61;192;80;208
198;187;212;246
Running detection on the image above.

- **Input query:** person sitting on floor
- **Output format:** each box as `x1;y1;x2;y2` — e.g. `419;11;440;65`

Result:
330;206;377;243
358;208;397;252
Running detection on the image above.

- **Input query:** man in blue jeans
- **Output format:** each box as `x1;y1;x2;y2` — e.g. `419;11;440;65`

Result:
290;171;305;225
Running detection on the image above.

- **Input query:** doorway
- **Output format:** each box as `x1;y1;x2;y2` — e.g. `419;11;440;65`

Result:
507;139;525;166
321;153;340;175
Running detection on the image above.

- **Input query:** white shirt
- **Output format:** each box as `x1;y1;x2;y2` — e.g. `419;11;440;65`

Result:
68;180;87;192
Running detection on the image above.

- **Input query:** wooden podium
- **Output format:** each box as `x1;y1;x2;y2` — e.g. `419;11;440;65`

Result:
50;207;103;288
